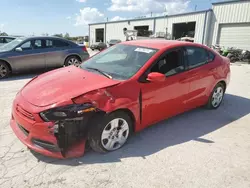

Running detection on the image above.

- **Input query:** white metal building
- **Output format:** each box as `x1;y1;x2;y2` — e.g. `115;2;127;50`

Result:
89;0;250;50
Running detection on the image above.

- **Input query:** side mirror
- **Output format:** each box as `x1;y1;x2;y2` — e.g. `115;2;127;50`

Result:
15;47;22;52
146;72;166;82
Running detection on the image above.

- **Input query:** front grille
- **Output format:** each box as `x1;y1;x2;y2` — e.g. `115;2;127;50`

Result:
31;139;61;152
16;105;34;120
17;123;29;136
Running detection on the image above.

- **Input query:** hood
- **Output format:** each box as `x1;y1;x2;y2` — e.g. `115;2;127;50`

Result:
21;66;121;107
0;49;10;54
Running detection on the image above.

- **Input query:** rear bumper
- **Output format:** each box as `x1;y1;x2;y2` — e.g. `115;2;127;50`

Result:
80;52;90;62
10;94;86;159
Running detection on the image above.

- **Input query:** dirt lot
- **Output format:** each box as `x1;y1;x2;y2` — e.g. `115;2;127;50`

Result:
0;54;250;187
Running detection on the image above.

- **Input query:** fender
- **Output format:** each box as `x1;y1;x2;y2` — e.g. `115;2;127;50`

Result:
73;87;141;132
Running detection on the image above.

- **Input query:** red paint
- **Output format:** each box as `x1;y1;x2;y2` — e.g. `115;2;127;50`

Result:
10;40;230;158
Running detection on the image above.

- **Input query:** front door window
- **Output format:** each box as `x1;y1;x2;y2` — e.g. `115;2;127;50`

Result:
150;49;185;76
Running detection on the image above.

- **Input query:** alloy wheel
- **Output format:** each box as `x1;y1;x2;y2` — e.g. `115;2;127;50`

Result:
68;57;80;67
0;64;8;78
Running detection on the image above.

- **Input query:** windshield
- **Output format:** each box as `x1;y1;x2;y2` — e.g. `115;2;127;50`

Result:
0;37;25;52
80;44;158;80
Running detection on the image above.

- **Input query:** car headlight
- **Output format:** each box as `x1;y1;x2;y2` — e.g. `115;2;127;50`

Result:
39;103;96;122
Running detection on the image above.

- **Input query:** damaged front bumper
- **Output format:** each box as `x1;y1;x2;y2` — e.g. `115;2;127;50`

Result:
10;119;87;159
10;94;102;159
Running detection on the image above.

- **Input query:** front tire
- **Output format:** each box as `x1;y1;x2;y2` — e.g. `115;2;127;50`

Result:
206;82;225;109
88;111;132;153
0;61;10;79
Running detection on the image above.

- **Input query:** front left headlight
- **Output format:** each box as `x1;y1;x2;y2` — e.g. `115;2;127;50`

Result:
39;103;96;122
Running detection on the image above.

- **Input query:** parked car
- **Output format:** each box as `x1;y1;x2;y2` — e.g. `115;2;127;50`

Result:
107;39;121;47
0;36;16;46
10;40;230;159
90;42;107;51
0;36;89;78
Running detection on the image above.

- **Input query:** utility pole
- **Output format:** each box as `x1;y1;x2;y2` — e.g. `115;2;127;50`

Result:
151;12;152;17
195;5;197;11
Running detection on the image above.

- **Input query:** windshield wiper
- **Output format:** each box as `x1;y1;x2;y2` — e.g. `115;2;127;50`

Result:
85;67;112;79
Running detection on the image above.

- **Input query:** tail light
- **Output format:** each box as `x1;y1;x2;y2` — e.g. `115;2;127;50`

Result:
82;46;87;52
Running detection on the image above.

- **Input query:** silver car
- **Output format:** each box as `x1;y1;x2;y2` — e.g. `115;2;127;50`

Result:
0;36;89;78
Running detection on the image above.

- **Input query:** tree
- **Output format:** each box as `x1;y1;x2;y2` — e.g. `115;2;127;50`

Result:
0;31;8;36
64;33;70;39
42;33;49;36
53;33;63;38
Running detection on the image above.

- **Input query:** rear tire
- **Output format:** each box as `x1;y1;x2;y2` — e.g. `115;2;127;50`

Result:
64;56;81;67
206;82;225;109
0;61;11;79
88;111;133;153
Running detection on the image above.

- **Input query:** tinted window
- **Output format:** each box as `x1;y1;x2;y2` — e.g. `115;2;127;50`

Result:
46;40;53;48
0;38;4;43
186;47;208;69
21;41;32;50
53;40;69;47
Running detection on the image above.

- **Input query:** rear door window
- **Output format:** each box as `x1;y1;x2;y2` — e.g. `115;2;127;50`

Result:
185;47;209;69
208;50;215;62
53;40;69;48
46;40;53;48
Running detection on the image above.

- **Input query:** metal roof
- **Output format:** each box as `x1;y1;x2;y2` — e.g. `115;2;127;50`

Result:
212;0;250;5
89;9;212;26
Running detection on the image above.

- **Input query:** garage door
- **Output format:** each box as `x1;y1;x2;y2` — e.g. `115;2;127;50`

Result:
218;23;250;50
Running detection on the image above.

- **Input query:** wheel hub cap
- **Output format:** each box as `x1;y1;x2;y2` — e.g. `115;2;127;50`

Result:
101;118;129;151
212;86;224;107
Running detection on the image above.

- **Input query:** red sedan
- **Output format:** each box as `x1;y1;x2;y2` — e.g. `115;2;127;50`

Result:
10;40;230;158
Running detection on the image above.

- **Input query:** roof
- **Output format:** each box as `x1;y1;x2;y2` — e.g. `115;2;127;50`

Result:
89;9;212;26
21;36;64;39
120;40;201;50
212;0;250;5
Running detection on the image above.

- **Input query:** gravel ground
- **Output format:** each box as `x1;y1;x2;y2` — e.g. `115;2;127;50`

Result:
0;54;250;188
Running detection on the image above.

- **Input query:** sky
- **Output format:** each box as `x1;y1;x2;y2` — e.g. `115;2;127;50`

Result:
0;0;226;37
